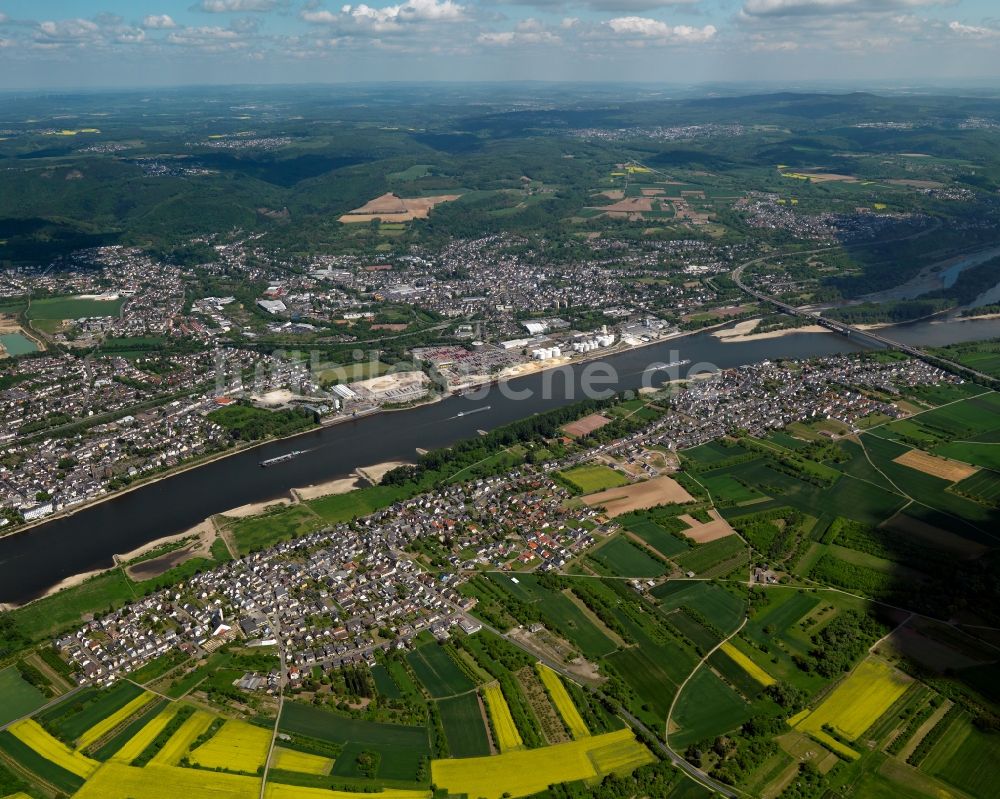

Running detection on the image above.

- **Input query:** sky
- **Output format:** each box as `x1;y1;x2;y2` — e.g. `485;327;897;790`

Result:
0;0;997;88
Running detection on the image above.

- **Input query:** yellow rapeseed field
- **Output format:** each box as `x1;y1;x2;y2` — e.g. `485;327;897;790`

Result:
189;720;271;773
73;762;259;799
8;719;99;779
720;642;776;687
483;683;522;751
149;710;215;765
794;658;910;742
266;785;431;799
77;692;155;749
536;664;589;739
111;705;178;763
809;730;860;761
431;728;653;799
270;746;334;775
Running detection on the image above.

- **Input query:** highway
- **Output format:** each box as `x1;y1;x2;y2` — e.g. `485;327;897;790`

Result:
729;259;997;384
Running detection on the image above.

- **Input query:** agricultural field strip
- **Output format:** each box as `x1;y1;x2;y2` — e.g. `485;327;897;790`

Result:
7;719;99;778
536;664;589;739
666;616;747;748
483;682;523;751
76;691;156;749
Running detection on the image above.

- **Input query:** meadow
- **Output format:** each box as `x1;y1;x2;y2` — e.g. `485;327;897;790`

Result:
0;666;48;726
556;464;629;494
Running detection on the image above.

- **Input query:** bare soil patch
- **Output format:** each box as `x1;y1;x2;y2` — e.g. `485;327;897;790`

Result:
582;475;693;516
678;509;736;543
340;192;461;223
893;449;978;482
562;413;613;438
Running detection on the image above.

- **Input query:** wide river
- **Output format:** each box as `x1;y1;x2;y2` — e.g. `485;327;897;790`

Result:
0;316;992;605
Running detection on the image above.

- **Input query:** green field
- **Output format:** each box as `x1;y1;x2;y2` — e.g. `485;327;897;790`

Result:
652;581;745;633
437;693;491;758
307;484;409;524
40;682;144;743
682;441;748;465
954;468;1000;506
589;536;666;578
934;441;1000;470
672;536;748;577
278;702;429;782
370;664;402;700
556;464;629;494
920;713;1000;797
0;667;48;726
228;504;324;555
701;474;766;505
622;517;689;557
669;667;753;749
27;295;124;320
483;574;618;659
405;643;475;698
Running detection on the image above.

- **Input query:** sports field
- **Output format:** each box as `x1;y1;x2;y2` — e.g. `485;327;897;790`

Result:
557;464;629;493
483;683;522;751
536;664;589;739
793;657;910;742
189;720;271;773
0;666;48;726
430;728;653;799
438;692;491;757
27;295;124;320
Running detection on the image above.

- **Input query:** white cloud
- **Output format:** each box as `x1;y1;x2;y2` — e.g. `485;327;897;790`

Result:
477;27;560;45
948;20;1000;38
194;0;281;12
166;25;247;50
0;38;13;48
143;14;178;29
605;16;716;41
37;18;101;41
741;0;947;18
0;13;8;24
303;0;466;33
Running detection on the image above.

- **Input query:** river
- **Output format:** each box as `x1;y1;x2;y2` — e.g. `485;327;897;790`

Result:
0;315;991;606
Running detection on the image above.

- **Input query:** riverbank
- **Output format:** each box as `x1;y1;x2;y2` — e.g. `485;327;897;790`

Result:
711;318;827;342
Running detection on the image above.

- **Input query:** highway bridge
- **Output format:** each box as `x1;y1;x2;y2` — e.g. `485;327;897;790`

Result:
730;262;996;384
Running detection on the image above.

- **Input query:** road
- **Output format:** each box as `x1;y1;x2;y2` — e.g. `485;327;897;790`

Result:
434;589;737;797
729;256;997;384
259;615;286;799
